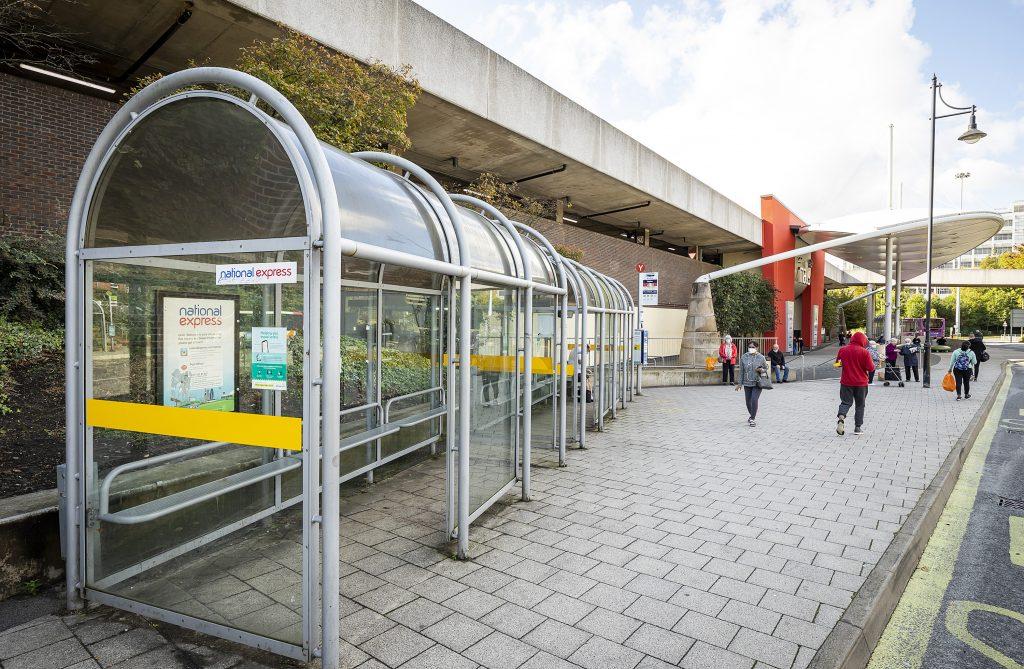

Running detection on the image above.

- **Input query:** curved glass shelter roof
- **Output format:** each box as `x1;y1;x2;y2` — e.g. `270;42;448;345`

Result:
65;70;639;669
802;208;1004;278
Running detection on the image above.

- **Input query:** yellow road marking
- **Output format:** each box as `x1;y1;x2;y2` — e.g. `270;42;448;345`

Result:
945;600;1024;669
86;399;302;451
867;367;1013;669
1010;516;1024;567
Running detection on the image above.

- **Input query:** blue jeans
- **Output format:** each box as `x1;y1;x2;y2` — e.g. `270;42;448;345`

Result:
772;364;788;383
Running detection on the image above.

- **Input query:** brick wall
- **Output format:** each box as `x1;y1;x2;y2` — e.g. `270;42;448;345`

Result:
529;219;713;308
0;72;117;238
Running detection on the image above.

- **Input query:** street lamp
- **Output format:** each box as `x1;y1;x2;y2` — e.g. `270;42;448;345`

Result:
923;74;986;387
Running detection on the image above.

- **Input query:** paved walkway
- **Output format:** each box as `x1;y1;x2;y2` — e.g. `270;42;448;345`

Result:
1;348;1015;669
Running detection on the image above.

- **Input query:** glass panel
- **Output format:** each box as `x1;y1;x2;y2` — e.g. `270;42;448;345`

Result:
339;289;378;478
85;251;305;645
531;291;557;448
380;291;442;458
459;211;515;276
382;265;441;290
87;97;305;247
466;285;517;513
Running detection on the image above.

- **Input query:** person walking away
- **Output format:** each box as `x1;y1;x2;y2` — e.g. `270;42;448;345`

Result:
719;335;737;385
738;341;770;427
768;343;789;383
883;338;903;387
838;331;846;346
948;340;977;400
899;337;920;383
835;331;874;435
969;331;987;381
867;340;881;385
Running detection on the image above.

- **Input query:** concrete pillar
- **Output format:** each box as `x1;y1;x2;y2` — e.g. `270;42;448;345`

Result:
760;196;797;343
800;250;825;347
865;282;875;338
643;228;650;247
555;198;564;224
955;287;961;336
883;237;894;341
679;282;718;367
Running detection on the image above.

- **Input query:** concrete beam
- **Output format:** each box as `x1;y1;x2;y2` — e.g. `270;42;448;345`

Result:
226;0;762;247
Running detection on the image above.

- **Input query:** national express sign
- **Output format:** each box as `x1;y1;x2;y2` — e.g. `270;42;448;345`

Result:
216;262;297;285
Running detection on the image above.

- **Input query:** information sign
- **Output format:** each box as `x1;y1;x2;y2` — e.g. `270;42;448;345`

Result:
252;327;289;391
158;294;238;411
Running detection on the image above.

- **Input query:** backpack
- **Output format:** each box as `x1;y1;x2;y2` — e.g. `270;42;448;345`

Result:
953;350;972;371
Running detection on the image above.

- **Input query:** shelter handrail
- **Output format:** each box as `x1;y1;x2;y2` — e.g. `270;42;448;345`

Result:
382;386;445;422
99;455;301;525
98;440;229;517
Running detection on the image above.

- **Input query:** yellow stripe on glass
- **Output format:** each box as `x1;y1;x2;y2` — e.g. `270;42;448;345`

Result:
443;355;573;375
86;399;302;451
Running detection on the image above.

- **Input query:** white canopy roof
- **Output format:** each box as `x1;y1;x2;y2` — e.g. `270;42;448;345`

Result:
801;208;1004;277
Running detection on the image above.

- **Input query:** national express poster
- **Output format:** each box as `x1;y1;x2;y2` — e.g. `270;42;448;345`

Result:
158;294;238;411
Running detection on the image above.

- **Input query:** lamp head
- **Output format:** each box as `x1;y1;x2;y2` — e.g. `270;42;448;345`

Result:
958;111;986;144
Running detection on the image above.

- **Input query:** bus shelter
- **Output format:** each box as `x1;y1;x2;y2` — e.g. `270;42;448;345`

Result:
62;67;636;666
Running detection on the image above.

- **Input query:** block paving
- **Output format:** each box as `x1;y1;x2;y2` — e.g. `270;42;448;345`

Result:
1;353;1006;669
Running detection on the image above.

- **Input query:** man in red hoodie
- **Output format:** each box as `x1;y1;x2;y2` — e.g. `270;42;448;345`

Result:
835;331;875;435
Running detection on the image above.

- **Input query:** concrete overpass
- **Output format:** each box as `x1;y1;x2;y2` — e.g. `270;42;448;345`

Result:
903;268;1024;288
27;0;762;256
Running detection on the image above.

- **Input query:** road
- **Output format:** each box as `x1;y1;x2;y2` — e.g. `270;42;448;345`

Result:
869;357;1024;669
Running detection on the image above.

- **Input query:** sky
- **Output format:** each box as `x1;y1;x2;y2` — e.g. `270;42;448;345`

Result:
410;0;1024;223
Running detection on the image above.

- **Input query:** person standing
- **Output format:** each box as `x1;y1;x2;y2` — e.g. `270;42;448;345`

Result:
719;335;737;385
969;331;987;381
899;337;920;383
838;331;847;346
948;340;977;400
738;341;770;427
768;343;789;383
867;340;881;385
835;331;874;435
883;338;904;387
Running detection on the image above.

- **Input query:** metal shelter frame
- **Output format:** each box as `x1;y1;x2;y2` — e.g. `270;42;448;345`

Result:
62;67;636;668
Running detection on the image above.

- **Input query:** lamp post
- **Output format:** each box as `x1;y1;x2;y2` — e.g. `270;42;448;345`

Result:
923;74;986;388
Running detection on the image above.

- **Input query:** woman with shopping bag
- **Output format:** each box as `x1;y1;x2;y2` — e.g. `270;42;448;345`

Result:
947;341;977;400
737;340;771;427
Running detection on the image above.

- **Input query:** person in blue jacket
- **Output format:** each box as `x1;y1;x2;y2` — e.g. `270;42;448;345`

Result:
898;337;919;383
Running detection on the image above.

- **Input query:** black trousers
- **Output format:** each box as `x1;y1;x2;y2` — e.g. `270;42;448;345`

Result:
744;386;762;419
954;368;971;397
722;362;735;383
974;362;981;381
904;363;919;382
838;384;868;428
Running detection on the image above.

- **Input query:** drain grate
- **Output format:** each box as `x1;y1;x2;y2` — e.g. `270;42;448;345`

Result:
997;497;1024;510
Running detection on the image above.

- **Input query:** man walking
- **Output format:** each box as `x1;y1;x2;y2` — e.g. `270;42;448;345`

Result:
768;343;789;383
835;331;875;436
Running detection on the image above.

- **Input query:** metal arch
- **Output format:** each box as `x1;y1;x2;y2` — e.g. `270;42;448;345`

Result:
568;260;611;428
350;152;475;564
63;67;342;666
449;195;533;500
605;277;635;406
507;222;571;465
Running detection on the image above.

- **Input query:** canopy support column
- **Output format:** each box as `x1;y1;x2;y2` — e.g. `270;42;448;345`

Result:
894;260;903;337
883;237;894;341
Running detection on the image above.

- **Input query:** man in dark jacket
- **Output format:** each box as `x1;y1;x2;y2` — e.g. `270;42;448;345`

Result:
835;331;875;436
969;331;987;381
899;337;919;382
768;344;788;383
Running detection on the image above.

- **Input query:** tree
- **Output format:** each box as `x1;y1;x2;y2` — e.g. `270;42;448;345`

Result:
826;287;866;331
131;29;421;153
0;0;96;70
461;172;552;226
710;272;777;337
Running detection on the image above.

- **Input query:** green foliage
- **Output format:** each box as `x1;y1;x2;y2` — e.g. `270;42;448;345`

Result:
340;335;431;406
463;172;552;225
20;579;42;596
555;245;585;262
827;286;866;331
0;318;64;414
0;234;64;327
131;29;421;153
710;272;778;337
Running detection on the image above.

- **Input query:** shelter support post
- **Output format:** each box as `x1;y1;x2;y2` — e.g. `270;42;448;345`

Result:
894;260;903;337
865;283;875;338
883;237;894;341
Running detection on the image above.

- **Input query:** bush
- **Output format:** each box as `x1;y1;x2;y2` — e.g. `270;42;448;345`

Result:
0;234;65;327
710;272;778;337
0;319;64;414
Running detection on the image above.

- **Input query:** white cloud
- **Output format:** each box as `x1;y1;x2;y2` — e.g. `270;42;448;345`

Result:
415;0;1024;222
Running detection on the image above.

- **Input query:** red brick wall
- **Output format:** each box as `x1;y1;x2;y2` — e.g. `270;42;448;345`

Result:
0;72;117;238
529;219;714;308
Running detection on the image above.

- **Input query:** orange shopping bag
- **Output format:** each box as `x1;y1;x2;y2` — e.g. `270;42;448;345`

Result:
705;356;717;371
941;372;956;392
